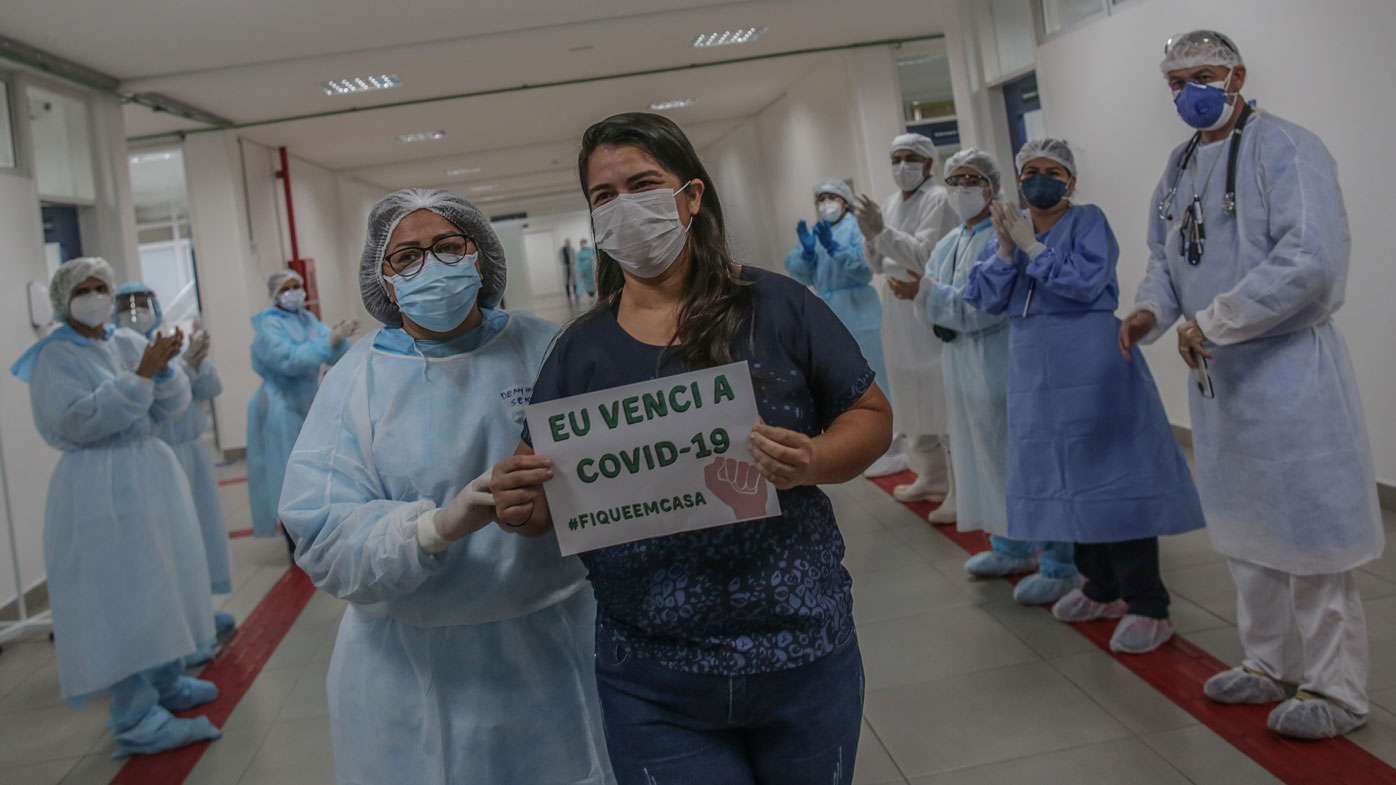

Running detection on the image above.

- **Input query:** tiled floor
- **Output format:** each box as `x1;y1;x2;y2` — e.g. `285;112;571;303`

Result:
2;301;1393;783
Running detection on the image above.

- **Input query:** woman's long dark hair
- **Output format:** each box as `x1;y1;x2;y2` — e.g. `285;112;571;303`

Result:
577;112;753;371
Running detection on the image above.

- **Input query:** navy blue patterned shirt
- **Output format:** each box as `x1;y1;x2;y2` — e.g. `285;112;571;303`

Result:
525;267;873;675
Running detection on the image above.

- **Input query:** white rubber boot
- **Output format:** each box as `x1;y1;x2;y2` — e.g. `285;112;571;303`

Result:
926;446;957;523
864;434;909;478
896;436;949;502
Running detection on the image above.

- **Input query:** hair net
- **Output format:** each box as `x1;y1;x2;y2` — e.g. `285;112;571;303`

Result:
50;257;115;320
359;188;507;327
890;133;936;161
814;178;855;206
944;148;1002;193
114;280;163;327
1160;29;1243;74
267;269;304;299
1015;138;1076;178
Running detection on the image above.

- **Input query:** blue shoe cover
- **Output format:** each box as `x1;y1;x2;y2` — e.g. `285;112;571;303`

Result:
964;550;1036;578
1012;573;1083;606
214;611;237;636
112;709;221;758
160;677;219;712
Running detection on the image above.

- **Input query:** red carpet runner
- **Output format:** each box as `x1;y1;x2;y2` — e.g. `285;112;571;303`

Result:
870;470;1396;785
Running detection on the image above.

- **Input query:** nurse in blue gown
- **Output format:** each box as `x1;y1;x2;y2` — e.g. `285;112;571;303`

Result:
785;177;887;394
245;271;354;539
12;257;220;757
278;189;611;785
964;139;1206;655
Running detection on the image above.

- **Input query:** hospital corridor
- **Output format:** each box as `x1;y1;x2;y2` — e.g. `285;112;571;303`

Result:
0;1;1394;784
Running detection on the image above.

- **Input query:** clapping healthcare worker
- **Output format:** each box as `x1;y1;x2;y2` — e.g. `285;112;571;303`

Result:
11;257;221;757
915;149;1081;607
1120;30;1383;739
278;189;611;785
964;140;1207;655
246;270;355;542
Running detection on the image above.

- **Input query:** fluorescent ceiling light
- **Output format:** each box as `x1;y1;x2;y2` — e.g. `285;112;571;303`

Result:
320;74;401;96
691;26;767;48
395;130;447;143
648;98;697;111
471;184;497;192
896;54;934;67
445;166;481;177
128;151;175;165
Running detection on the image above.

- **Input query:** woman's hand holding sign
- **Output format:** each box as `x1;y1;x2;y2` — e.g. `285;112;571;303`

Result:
748;423;818;491
491;450;555;537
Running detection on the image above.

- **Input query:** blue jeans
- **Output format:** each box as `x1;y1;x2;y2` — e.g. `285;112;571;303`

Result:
991;535;1078;580
594;628;864;785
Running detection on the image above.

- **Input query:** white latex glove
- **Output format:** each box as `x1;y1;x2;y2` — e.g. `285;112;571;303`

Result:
184;331;210;369
1000;206;1044;259
852;194;885;238
330;318;358;346
415;470;495;554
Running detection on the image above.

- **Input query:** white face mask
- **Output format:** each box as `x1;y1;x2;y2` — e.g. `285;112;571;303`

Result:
817;200;845;223
118;305;158;334
278;288;307;311
892;161;928;192
591;182;693;279
947;186;990;223
69;292;114;328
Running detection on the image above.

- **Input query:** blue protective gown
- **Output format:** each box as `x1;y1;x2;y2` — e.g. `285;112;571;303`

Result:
1133;109;1383;575
278;310;611;785
15;325;213;702
785;214;887;396
918;217;1010;535
246;307;348;537
964;204;1206;544
575;246;597;296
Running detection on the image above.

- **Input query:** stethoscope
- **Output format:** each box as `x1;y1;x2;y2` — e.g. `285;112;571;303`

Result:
1157;103;1253;265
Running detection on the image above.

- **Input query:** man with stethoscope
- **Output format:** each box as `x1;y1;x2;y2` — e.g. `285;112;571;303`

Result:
1119;30;1383;740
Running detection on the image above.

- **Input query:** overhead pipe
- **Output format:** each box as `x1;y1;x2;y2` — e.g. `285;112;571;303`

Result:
274;146;300;262
274;147;321;317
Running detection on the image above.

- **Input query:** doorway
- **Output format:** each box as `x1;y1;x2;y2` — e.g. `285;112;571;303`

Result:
1003;72;1044;163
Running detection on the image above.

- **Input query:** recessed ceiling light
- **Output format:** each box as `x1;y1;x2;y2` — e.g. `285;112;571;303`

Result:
691;27;768;48
471;184;497;192
445;166;481;177
649;98;697;111
896;54;933;67
395;130;447;143
319;74;401;96
128;151;175;165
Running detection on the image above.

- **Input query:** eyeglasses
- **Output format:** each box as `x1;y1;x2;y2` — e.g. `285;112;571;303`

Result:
383;234;471;278
945;174;988;188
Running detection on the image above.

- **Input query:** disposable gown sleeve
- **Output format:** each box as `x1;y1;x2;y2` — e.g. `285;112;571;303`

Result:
252;318;336;377
1194;131;1348;346
923;279;1007;335
874;192;950;274
827;242;874;286
1022;209;1117;303
279;356;448;605
1130;174;1185;344
784;244;816;286
29;342;157;444
149;363;192;424
322;322;351;366
963;240;1018;316
187;359;223;401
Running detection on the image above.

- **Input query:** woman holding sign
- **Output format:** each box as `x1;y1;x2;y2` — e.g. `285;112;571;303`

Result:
493;113;893;785
278;189;611;785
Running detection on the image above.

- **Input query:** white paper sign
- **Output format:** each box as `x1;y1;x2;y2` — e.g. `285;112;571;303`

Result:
525;361;782;556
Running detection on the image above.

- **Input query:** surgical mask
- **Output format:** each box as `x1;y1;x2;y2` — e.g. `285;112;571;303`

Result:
118;305;157;334
1020;175;1069;210
388;255;482;333
277;288;306;312
1173;74;1237;131
69;292;114;328
892;161;928;192
817;200;845;223
948;186;990;223
591;182;692;279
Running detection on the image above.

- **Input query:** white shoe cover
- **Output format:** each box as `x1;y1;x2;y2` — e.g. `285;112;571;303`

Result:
1204;666;1288;705
1012;573;1082;606
894;478;945;502
1109;614;1174;654
925;481;957;523
1052;588;1128;622
1267;694;1367;739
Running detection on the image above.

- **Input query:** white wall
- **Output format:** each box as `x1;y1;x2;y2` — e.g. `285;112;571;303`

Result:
705;118;779;268
1033;0;1396;485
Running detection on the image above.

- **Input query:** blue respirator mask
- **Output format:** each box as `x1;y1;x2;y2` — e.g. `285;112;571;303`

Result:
1019;175;1070;210
1174;73;1238;131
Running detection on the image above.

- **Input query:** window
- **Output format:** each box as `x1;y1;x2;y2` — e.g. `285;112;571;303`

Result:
27;85;95;201
1039;0;1107;37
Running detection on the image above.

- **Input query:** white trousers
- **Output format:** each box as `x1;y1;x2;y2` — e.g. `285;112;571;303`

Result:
1227;557;1369;714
